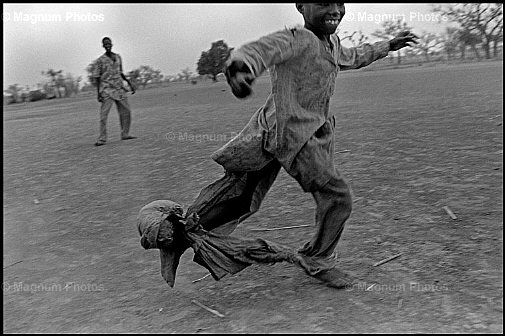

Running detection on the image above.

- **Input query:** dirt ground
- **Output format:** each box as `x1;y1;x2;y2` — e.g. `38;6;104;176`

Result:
3;61;503;333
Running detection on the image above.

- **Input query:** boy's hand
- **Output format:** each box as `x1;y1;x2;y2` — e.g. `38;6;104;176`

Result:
389;31;418;51
229;72;254;99
225;60;255;99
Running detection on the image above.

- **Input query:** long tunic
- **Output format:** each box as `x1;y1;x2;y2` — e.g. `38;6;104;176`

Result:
212;25;390;177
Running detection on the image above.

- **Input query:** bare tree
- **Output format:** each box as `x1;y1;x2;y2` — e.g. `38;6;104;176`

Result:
412;31;443;62
42;69;64;98
5;84;21;104
62;73;82;97
490;23;503;57
441;27;461;61
457;28;483;60
137;65;163;89
179;67;193;82
85;62;98;87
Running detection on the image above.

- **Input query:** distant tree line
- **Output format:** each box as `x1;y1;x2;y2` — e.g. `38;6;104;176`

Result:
4;69;82;104
5;3;503;105
432;3;503;60
366;3;503;64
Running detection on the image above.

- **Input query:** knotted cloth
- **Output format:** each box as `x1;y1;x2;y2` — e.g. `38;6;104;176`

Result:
137;200;301;287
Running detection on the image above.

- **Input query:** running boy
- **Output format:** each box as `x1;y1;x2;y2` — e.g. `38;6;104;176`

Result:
185;3;418;288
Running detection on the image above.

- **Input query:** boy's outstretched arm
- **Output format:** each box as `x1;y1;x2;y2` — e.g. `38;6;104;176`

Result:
338;31;418;70
389;31;419;51
223;28;311;99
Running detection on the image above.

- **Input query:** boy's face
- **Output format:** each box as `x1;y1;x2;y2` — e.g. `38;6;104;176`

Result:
296;3;346;36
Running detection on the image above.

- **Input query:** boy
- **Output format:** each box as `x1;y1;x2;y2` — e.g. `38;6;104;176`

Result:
92;37;137;146
175;3;417;288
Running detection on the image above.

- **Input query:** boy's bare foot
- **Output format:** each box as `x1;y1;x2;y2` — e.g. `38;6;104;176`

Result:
311;268;355;289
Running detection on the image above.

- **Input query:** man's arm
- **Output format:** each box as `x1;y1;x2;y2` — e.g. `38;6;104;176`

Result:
91;59;102;102
118;55;135;94
96;78;101;102
338;31;418;71
121;73;135;94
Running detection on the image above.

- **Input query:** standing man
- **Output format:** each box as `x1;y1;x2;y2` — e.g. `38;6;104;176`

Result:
92;37;136;146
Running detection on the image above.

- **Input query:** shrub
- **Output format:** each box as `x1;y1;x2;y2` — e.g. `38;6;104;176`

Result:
28;90;47;102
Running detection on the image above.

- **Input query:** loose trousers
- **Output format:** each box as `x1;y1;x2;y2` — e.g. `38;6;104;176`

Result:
187;139;353;276
98;97;132;142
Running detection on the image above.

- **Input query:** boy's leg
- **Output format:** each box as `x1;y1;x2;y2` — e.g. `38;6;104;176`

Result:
285;119;354;287
297;177;353;274
116;98;132;139
97;98;114;143
187;160;281;235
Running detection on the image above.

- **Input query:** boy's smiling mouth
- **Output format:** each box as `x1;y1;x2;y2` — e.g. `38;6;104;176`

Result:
323;18;341;31
325;19;340;25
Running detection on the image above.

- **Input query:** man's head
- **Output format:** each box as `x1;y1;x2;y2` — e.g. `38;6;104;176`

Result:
102;37;112;52
296;3;345;37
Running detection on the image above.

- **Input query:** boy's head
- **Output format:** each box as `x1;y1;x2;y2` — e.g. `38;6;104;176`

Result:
296;3;345;36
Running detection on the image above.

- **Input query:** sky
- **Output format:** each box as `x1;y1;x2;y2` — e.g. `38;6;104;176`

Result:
3;3;454;90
